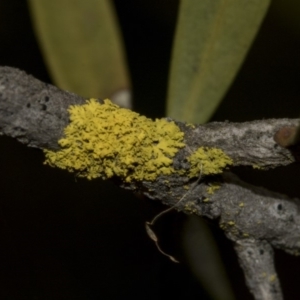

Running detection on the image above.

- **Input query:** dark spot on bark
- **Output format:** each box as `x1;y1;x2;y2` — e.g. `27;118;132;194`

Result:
274;126;297;147
196;197;202;205
13;126;25;132
247;250;253;256
26;103;31;108
259;249;264;255
41;104;47;111
277;204;282;211
45;96;49;102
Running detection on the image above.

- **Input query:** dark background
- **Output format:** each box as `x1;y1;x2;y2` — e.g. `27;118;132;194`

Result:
0;0;300;299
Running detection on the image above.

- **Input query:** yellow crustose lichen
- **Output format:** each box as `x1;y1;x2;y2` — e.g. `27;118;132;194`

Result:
188;147;233;178
44;99;185;181
206;183;221;195
44;99;233;182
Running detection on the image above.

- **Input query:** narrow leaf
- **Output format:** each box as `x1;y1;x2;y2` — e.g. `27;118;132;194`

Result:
167;0;270;123
182;216;235;300
28;0;130;103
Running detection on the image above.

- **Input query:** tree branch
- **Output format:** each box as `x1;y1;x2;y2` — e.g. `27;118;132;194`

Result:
235;239;282;300
0;66;84;149
1;67;298;167
1;66;299;300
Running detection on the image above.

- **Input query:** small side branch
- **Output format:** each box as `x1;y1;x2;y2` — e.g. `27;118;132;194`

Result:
181;119;299;168
234;239;282;300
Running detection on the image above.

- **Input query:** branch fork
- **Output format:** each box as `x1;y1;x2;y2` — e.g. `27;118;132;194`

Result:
1;66;299;299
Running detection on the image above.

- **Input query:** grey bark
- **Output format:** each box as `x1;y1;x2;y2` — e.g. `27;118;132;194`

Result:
0;66;84;149
235;240;282;300
1;66;300;300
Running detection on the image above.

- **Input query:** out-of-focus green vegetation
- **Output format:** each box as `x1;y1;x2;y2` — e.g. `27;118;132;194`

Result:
28;0;130;99
167;0;270;124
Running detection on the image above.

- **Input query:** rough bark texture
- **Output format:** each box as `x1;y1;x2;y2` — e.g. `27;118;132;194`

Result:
0;66;84;149
235;240;282;300
1;66;300;300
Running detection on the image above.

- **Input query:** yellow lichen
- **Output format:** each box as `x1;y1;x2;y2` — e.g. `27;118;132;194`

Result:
184;202;198;213
44;99;185;182
219;223;227;230
44;99;233;182
228;221;235;226
206;182;221;195
252;164;264;170
187;147;233;178
269;274;277;282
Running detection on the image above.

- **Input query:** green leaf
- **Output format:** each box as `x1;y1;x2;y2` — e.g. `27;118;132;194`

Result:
167;0;270;123
182;216;235;300
28;0;130;100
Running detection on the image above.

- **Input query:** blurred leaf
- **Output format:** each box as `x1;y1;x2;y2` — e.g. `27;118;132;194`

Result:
182;216;235;300
28;0;130;101
167;0;270;123
272;0;300;35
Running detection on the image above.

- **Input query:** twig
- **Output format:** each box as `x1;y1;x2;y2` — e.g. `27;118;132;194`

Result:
235;239;282;300
145;164;203;262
